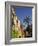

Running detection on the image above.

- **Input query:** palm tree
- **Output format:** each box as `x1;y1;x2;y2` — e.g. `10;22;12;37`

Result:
23;16;32;37
23;16;32;31
24;16;32;25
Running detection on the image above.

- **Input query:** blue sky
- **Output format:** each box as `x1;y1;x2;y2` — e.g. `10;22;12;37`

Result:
15;7;32;24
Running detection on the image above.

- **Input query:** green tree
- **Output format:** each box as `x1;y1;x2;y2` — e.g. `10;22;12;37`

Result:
11;25;19;38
